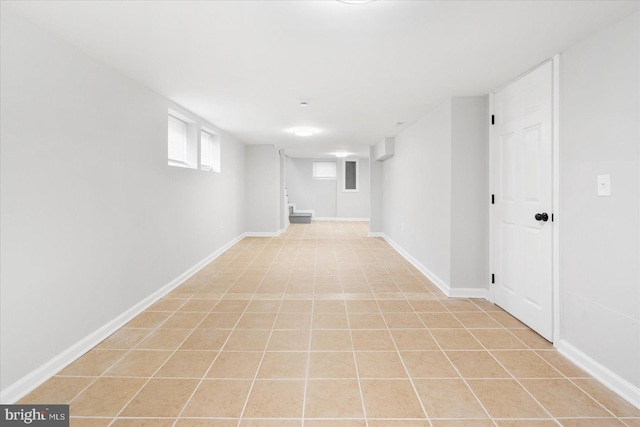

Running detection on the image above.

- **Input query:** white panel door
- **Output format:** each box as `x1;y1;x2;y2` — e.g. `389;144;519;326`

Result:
491;61;553;341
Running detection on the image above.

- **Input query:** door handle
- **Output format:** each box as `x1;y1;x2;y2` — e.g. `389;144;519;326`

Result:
535;213;549;222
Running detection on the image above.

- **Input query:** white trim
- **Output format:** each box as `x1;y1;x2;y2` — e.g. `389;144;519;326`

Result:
552;54;561;344
368;232;384;238
555;339;640;410
293;209;315;217
314;217;370;222
382;234;450;296
0;234;244;404
488;91;496;304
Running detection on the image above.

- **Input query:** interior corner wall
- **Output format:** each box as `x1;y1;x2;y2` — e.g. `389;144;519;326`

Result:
245;145;281;233
559;11;640;389
369;148;383;233
382;99;453;287
0;9;246;394
450;97;490;290
336;158;371;219
284;157;337;218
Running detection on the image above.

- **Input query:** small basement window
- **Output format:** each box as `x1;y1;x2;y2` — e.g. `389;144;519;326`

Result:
343;158;359;192
167;111;196;168
200;130;221;173
313;161;337;179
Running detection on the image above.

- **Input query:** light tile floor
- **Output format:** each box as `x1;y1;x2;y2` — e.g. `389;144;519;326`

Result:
20;221;640;426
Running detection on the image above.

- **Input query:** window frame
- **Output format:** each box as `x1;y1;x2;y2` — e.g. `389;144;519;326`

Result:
167;110;197;169
200;129;221;173
342;158;359;192
312;161;337;180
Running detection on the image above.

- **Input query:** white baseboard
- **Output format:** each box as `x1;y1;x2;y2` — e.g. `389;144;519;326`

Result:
369;232;384;238
382;234;451;296
555;339;640;410
0;234;245;404
381;234;489;300
314;217;370;222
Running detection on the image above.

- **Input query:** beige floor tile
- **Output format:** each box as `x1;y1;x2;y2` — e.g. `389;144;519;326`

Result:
351;330;395;351
367;421;429;427
97;328;153;350
304;379;364;418
346;300;380;313
71;377;146;416
414;379;488;419
488;311;528;328
494;421;559;427
239;420;301;427
59;350;126;376
279;299;313;313
431;420;495;427
314;300;347;313
199;312;242;329
207;351;264;379
536;351;589;378
453;312;503;328
401;351;459;378
105;350;172;377
212;300;250;313
245;299;281;312
509;329;553;349
237;312;278;329
304;421;365;427
419;313;464;328
243;380;305;418
137;329;192;350
155;350;218;378
558;419;627;427
69;418;113;427
120;378;199;417
383;312;424;328
492;350;563;378
446;351;510;378
180;329;230;351
377;300;414;312
440;300;482;312
267;330;310;351
177;299;219;312
470;329;528;350
160;312;207;329
311;329;352;351
308;351;357;378
391;329;439;350
348;313;387;329
521;379;613;417
355;351;407;378
467;379;548;418
126;311;171;328
111;420;175;427
313;312;349;329
430;329;483;350
257;352;308;379
274;313;312;329
409;300;448;312
621;419;640;427
181;379;252;417
19;376;94;404
360;379;425;418
573;378;640;417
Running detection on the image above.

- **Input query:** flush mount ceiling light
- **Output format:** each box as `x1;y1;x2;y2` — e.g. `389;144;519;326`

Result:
338;0;376;4
332;151;351;158
293;128;314;137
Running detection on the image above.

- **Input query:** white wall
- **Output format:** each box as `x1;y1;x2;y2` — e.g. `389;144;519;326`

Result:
0;10;246;395
285;157;337;218
382;97;489;294
559;12;639;390
245;145;281;234
383;100;453;286
336;158;371;219
450;97;490;290
369;148;383;234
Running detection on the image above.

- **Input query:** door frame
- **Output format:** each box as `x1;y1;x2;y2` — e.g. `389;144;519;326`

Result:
488;54;561;343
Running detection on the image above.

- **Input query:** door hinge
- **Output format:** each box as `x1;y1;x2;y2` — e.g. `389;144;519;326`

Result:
491;274;495;284
491;115;495;125
491;194;495;205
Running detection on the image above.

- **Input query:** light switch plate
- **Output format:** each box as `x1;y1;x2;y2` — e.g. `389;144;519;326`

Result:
597;174;611;197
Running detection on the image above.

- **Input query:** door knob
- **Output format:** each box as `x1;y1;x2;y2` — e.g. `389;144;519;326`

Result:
535;213;549;222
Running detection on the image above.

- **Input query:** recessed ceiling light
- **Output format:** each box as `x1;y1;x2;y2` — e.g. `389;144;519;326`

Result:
332;152;351;158
293;128;314;137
